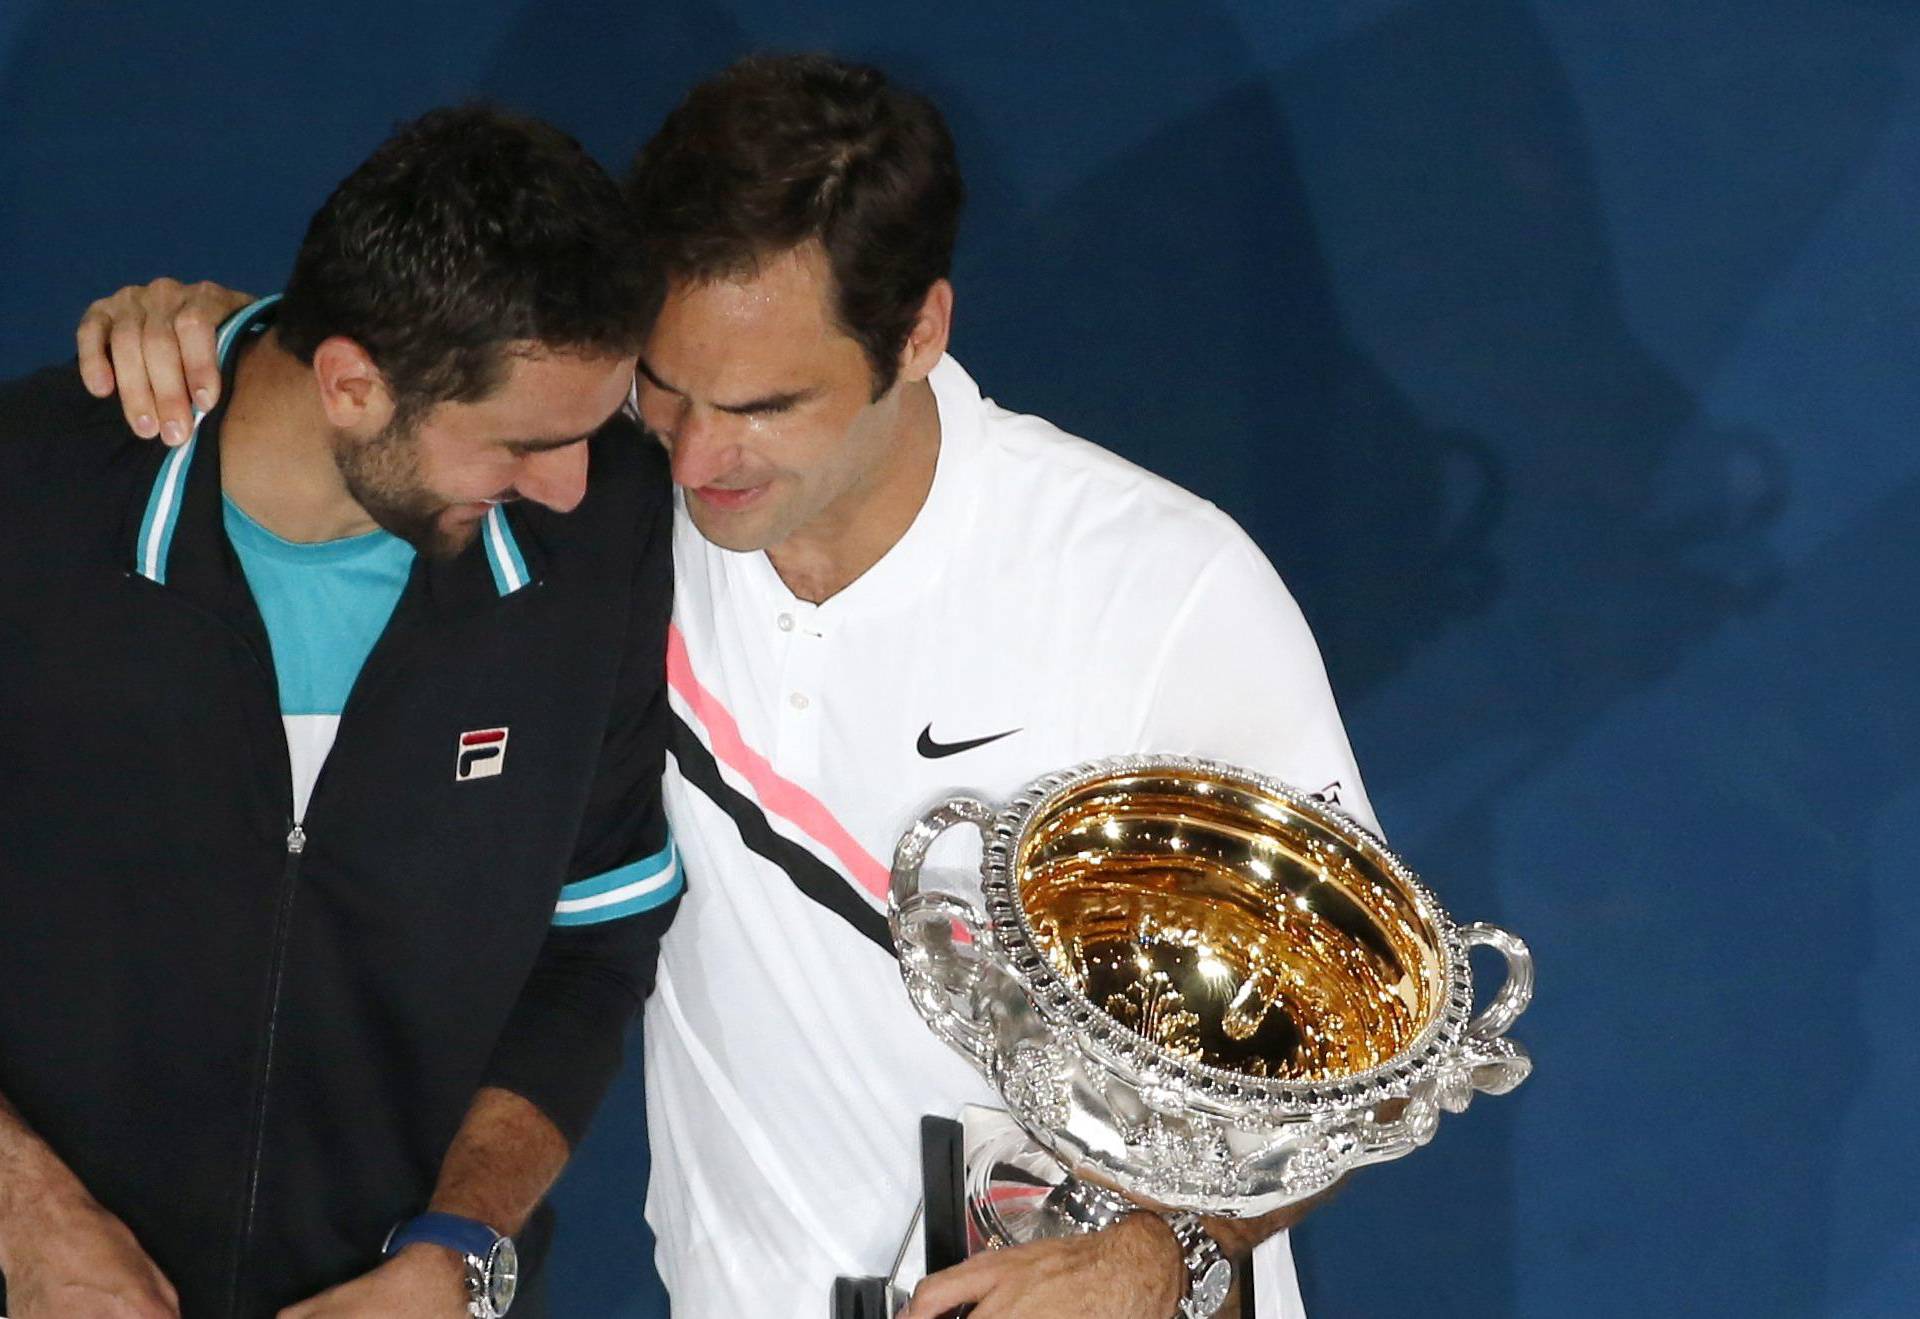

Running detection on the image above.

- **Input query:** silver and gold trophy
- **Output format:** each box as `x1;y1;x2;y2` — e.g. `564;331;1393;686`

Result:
833;756;1533;1317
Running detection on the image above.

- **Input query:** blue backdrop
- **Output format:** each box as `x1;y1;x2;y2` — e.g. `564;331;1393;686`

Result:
4;2;1915;1315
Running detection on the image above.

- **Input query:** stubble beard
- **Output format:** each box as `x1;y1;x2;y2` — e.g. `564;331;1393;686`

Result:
332;414;475;561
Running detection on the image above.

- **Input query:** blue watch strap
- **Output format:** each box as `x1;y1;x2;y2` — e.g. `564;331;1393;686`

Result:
384;1211;501;1260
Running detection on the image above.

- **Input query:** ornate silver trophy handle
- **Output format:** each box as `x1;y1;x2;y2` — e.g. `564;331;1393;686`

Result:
1264;921;1537;1196
1441;922;1535;1108
890;796;1000;1070
1459;922;1534;1040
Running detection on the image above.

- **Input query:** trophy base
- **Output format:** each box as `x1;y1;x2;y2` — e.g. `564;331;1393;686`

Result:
831;1108;1255;1317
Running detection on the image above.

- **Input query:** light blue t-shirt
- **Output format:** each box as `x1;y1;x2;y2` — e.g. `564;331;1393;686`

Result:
223;496;415;819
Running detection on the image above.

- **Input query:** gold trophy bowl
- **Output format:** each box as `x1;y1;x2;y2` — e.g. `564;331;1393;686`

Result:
1015;765;1448;1086
890;756;1534;1223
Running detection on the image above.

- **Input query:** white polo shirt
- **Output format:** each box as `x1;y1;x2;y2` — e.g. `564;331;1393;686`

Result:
646;356;1376;1318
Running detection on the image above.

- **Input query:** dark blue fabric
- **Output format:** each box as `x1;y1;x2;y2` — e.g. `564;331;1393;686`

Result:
5;3;1915;1315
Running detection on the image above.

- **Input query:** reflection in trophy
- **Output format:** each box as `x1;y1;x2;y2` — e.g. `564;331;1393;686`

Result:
832;756;1532;1317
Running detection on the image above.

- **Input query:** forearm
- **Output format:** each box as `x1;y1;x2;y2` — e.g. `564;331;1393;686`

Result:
0;1089;90;1269
903;1179;1343;1319
1098;1181;1341;1318
426;1086;571;1237
273;1088;566;1314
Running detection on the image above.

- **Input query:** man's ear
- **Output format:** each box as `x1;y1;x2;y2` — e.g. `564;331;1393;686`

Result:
311;337;394;433
895;279;954;387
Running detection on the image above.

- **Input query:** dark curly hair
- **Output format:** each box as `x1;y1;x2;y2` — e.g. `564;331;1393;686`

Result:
625;54;964;398
277;104;650;420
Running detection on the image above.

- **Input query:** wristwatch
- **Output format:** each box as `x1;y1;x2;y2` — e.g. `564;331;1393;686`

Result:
383;1211;519;1317
1163;1211;1234;1319
1048;1185;1235;1318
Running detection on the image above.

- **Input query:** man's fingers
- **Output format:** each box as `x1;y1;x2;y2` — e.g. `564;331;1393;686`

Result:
175;286;228;415
73;278;250;441
75;304;118;398
104;301;160;439
141;311;197;448
903;1253;1003;1318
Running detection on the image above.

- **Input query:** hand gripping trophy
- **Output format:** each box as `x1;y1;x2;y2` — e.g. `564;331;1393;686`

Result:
835;756;1533;1317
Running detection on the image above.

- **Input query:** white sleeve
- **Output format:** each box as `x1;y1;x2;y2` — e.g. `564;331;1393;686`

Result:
1127;527;1380;837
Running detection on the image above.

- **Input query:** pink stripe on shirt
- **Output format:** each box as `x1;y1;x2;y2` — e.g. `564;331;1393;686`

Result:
666;623;892;902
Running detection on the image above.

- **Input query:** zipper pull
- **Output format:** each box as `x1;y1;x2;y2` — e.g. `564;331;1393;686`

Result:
286;825;307;855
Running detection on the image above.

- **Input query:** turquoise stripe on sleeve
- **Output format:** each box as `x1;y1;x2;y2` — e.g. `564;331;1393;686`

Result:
560;845;677;901
552;842;681;925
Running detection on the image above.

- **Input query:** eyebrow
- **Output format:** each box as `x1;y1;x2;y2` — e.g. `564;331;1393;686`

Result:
506;431;595;453
636;355;818;416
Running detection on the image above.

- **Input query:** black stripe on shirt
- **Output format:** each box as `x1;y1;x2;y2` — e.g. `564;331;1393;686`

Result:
668;712;896;957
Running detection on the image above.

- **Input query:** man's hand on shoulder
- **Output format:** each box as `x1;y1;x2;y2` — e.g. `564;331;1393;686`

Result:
74;278;252;445
0;1187;181;1319
274;1242;468;1318
901;1212;1187;1319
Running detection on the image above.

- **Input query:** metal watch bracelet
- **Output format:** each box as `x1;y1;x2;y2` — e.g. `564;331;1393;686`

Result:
1163;1211;1233;1319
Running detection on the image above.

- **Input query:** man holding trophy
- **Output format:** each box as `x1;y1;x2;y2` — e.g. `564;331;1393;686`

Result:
77;54;1531;1319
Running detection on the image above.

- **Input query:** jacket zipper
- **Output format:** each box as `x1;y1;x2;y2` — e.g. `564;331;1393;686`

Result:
229;819;305;1317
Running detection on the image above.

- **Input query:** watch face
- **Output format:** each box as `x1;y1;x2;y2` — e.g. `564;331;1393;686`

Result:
1193;1257;1233;1314
485;1236;519;1314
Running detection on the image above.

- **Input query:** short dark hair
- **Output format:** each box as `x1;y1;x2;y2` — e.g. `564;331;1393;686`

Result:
625;54;964;398
277;105;649;419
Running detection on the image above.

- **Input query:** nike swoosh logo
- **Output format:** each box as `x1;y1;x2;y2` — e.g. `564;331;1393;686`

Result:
917;724;1021;759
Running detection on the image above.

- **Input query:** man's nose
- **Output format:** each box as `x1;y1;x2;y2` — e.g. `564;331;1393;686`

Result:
665;407;739;491
514;442;590;514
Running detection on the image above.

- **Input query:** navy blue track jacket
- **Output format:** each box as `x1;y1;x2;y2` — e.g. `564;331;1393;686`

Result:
0;355;679;1317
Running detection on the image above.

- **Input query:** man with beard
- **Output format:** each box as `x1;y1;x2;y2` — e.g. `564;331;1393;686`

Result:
75;56;1373;1319
0;106;680;1317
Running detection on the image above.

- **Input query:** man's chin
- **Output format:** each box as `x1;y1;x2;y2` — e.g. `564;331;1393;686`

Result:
363;505;483;561
683;499;779;553
419;515;485;561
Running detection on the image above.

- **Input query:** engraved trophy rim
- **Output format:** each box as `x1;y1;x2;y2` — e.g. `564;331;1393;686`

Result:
976;753;1477;1119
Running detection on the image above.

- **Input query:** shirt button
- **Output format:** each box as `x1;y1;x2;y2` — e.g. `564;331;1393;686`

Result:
777;612;795;632
789;692;810;710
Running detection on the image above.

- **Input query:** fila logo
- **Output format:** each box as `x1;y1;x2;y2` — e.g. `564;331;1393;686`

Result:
456;727;509;781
